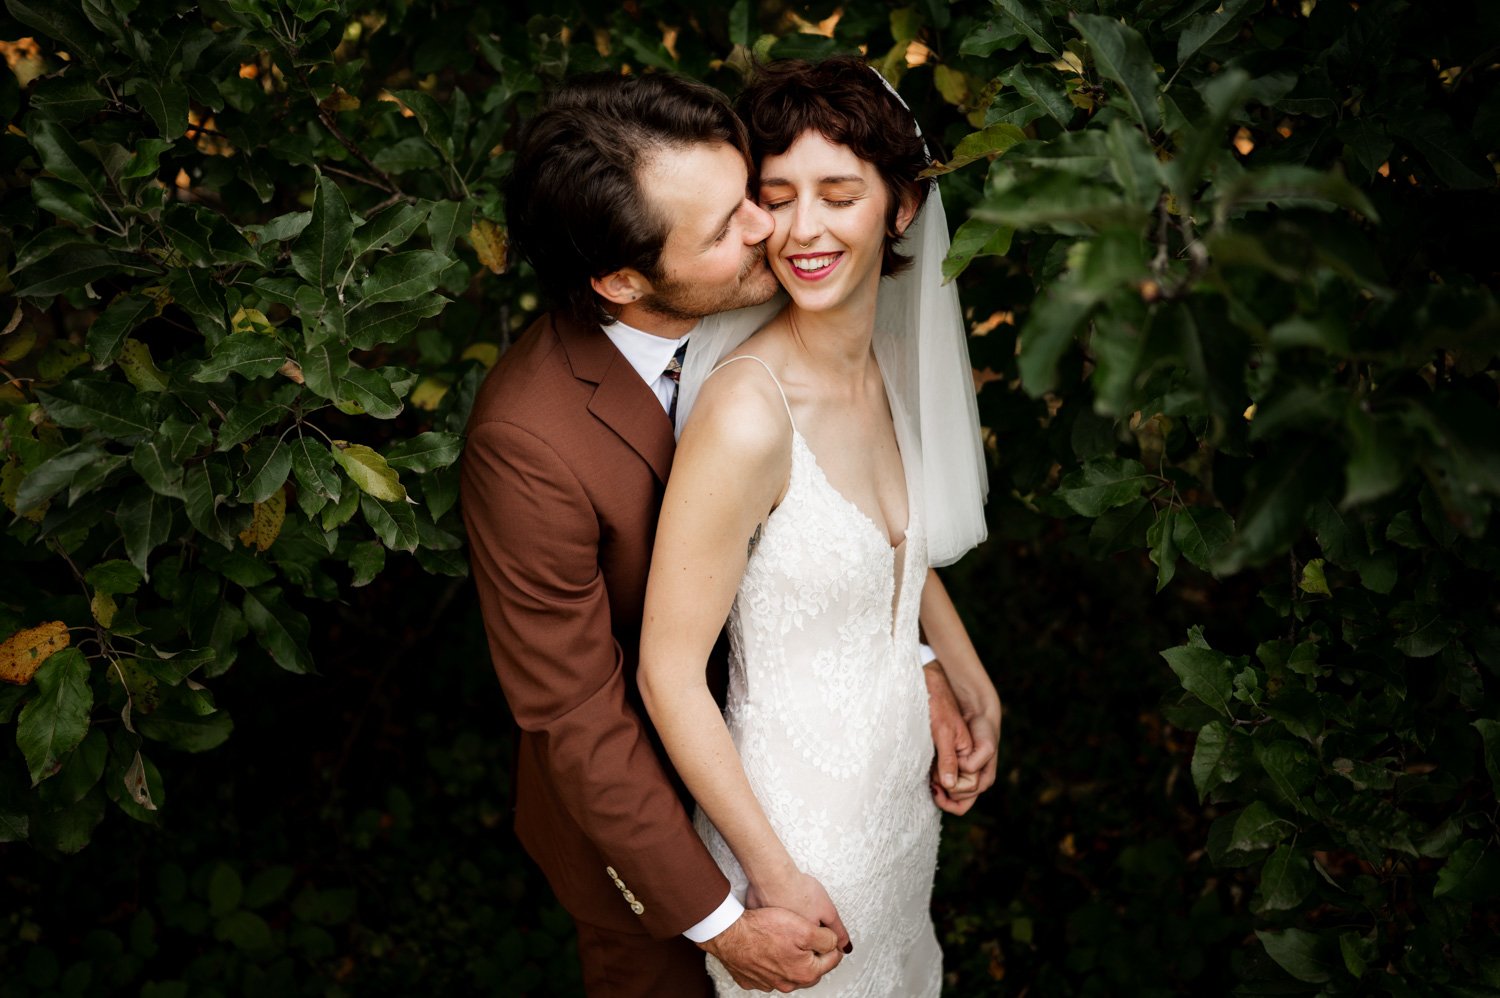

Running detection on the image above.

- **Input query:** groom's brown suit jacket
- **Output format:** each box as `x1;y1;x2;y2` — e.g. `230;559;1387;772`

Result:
459;310;730;939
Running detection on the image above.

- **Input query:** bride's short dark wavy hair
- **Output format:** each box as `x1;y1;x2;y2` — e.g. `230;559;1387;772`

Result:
735;57;931;278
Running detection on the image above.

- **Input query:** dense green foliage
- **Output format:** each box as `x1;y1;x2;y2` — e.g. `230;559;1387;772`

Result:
0;0;1496;993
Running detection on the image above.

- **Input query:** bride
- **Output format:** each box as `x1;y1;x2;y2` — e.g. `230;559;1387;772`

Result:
639;58;997;995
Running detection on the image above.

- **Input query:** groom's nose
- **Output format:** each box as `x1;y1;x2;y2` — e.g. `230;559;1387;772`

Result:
740;198;774;245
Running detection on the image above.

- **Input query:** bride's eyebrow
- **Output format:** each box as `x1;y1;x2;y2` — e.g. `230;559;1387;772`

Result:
757;175;867;188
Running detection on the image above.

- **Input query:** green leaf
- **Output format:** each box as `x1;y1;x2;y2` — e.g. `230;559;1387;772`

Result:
1256;845;1314;912
1054;457;1149;516
216;399;284;452
995;0;1062;56
241;589;314;674
392;89;453;158
337;368;404;419
85;560;142;595
215;910;272;952
1472;720;1500;797
350;201;432;257
371;136;442;175
1214;165;1379;224
131;438;185;499
1343;409;1405;507
1298;558;1331;596
117;488;173;575
192;334;286;383
36;380;155;439
926;124;1027;175
361;493;419;552
1003;64;1073;127
1230;800;1293;852
347;540;384;587
1256;928;1334;984
1434;840;1500;901
291;173;355;288
425;200;473;255
244;866;296;909
1190;720;1244;797
1172;507;1233;570
182;456;235;547
1071;14;1161;133
289;435;341;516
209;861;243;917
384;432;462;473
33;176;103;228
237;438;291;504
1147;509;1179;592
16;648;93;786
960;19;1022;57
28;75;107;123
357;251;451;307
87;295;154;368
30;120;103;197
1261;694;1323;746
347;294;447;350
13;243;156;299
15;443;106;513
942;219;1014;284
1177;0;1261;67
330;442;405;502
125;77;188;136
1162;644;1234;717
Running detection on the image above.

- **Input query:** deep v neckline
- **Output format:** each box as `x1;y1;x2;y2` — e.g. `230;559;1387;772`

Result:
789;429;911;553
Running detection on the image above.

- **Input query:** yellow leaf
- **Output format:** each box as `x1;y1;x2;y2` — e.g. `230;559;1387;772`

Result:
91;591;118;629
1;457;45;522
0;620;70;685
409;377;449;411
231;307;275;335
318;87;361;113
0;324;36;363
933;65;969;107
118;339;169;392
468;219;508;275
461;343;499;369
330;442;406;502
238;485;287;551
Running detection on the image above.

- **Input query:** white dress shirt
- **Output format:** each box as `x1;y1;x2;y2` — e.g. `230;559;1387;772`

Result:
598;317;938;943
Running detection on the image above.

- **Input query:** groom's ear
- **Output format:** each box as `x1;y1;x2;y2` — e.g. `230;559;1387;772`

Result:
591;268;652;307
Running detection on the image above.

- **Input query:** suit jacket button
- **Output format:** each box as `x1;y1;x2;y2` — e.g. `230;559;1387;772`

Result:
630;901;645;915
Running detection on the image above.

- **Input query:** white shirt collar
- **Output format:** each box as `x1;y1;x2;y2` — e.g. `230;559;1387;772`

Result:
600;318;697;386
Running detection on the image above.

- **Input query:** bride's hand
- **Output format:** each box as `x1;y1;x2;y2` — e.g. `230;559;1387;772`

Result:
748;871;853;955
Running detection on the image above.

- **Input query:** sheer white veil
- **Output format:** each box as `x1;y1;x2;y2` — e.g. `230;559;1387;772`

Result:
676;70;988;568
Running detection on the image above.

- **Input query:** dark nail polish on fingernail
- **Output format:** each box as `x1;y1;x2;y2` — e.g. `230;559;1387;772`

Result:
843;943;852;954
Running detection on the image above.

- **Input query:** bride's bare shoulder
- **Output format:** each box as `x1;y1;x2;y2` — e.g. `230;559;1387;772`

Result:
682;352;793;464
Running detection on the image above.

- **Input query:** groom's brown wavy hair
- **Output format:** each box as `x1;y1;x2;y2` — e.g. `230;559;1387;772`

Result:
507;72;751;328
736;57;931;278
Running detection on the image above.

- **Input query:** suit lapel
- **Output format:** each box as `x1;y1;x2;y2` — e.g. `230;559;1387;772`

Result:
555;313;675;483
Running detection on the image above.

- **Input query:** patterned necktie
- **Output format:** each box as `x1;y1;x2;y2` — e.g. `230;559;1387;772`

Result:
664;340;688;425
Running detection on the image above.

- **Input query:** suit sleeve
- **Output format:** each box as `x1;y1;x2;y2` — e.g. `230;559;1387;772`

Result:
460;418;731;939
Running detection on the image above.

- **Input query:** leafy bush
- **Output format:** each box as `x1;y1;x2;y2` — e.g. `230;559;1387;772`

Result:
934;0;1500;990
1;0;1496;993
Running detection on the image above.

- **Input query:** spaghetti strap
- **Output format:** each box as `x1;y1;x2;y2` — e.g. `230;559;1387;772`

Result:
707;355;797;434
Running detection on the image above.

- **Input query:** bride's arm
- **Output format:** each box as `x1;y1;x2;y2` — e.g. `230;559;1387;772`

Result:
639;371;850;951
919;570;1003;810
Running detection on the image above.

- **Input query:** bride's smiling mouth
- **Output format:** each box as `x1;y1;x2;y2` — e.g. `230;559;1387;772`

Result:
786;251;843;281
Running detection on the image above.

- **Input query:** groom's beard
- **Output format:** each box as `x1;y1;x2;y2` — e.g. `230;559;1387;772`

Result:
637;243;778;322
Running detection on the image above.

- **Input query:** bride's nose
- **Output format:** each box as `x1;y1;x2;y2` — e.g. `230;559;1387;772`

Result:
788;202;820;249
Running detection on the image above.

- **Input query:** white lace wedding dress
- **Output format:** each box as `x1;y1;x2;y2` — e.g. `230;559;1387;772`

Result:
695;357;942;997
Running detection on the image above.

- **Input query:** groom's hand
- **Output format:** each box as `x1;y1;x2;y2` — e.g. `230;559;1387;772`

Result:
925;661;1000;815
699;907;843;992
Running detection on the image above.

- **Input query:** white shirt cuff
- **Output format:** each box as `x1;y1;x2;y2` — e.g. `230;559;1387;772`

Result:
919;642;938;666
681;892;744;943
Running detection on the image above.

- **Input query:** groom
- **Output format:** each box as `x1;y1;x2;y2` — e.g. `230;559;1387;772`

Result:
460;71;996;996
